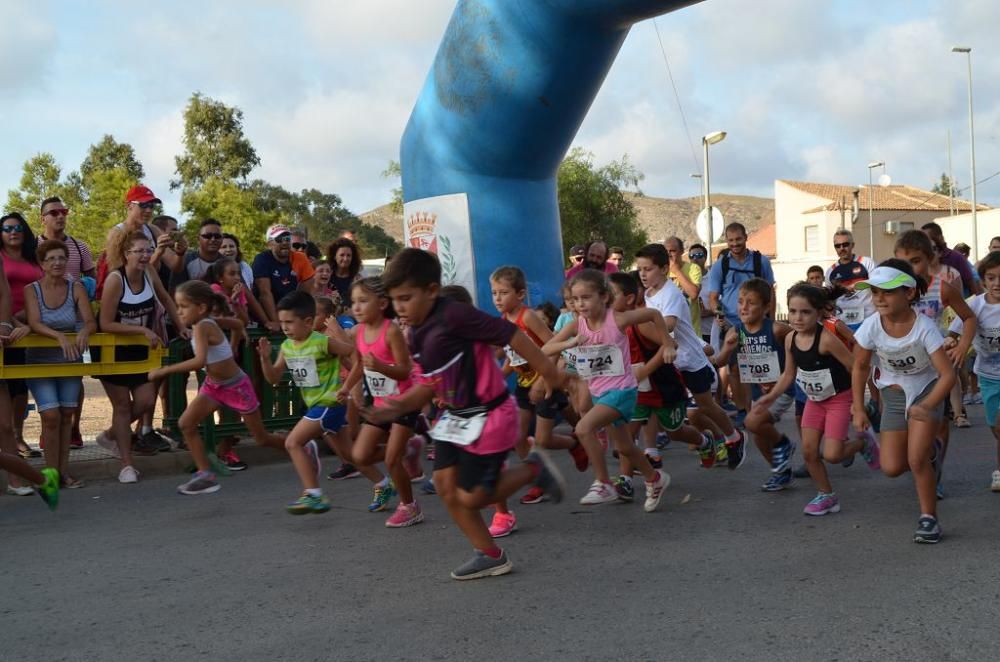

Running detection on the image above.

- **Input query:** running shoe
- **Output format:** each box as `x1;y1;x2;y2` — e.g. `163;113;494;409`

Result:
96;431;121;459
146;430;173;453
6;484;34;496
761;469;792;492
731;410;748;427
177;470;220;495
697;433;716;469
725;429;747;470
792;464;810;479
612;475;634;502
771;436;796;474
385;501;424;528
132;433;159;456
579;480;618;505
803;492;840;516
713;441;729;468
865;400;881;433
992;470;1000;493
841;452;855;468
962;392;974;406
221;450;248;472
304;440;321;482
525;449;566;504
721;400;738;413
913;515;941;544
37;467;59;511
645;452;663;470
420;479;436;495
954;414;971;429
488;510;517;538
287;492;331;515
69;431;84;449
327;463;360;480
972;392;983;405
519;486;545;504
859;429;881;471
643;470;670;513
450;549;512;580
569;440;590;472
368;481;396;512
656;431;670;450
118;466;140;484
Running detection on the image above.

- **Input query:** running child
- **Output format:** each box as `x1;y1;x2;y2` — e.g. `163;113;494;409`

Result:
148;281;285;495
948;251;1000;491
258;291;377;514
852;260;955;543
543;269;671;509
894;230;976;497
634;244;747;469
207;258;249;327
754;283;880;515
608;271;710;500
491;266;586;527
714;278;796;491
337;277;423;527
0;453;59;510
363;249;566;580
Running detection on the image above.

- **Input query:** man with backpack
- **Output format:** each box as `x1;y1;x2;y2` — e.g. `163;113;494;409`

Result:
707;222;776;418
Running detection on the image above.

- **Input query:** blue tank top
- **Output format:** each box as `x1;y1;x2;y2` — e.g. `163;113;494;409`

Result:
736;318;793;396
27;279;83;364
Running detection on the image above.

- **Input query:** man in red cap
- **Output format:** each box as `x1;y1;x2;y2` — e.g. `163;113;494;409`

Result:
105;185;185;274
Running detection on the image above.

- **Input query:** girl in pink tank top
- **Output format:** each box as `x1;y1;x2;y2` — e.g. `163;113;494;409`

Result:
543;269;673;510
340;278;424;528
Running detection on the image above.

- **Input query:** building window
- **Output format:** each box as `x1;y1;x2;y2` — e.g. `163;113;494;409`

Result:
900;222;914;233
804;225;819;252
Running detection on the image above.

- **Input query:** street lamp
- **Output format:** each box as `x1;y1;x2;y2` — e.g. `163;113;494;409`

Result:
702;131;726;264
952;46;978;259
867;161;884;260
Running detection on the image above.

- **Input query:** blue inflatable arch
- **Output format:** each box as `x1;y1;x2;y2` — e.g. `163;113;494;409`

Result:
401;0;699;307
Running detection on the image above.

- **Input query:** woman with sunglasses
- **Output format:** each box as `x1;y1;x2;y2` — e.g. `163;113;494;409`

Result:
96;231;187;483
0;213;42;465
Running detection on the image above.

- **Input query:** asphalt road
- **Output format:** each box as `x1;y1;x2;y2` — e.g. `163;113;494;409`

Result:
4;413;1000;662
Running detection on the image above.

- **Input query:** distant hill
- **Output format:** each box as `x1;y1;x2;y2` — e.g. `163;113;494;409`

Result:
360;192;775;249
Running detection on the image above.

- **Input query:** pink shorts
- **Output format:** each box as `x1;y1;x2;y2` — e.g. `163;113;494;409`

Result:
200;371;260;415
800;389;851;441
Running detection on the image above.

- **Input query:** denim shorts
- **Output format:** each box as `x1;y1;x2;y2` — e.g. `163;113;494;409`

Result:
592;387;638;427
27;377;82;412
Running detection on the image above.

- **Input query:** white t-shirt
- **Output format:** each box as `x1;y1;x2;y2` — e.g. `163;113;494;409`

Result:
854;312;944;409
645;280;711;373
950;294;1000;380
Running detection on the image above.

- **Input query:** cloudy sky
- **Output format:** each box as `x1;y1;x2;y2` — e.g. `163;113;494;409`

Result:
2;0;998;221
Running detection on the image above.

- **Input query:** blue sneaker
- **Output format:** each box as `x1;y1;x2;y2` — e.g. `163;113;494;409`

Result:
771;436;796;474
420;479;436;495
731;410;748;427
761;469;792;492
612;475;634;502
368;481;396;512
286;492;331;515
655;431;670;450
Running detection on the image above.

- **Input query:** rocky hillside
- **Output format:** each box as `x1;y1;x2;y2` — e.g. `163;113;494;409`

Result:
360;192;775;248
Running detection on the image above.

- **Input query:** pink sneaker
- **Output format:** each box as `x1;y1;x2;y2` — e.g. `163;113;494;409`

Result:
385;501;424;528
488;510;517;538
859;430;881;471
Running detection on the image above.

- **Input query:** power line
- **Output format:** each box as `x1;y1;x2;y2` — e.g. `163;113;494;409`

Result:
651;18;700;174
872;168;1000;226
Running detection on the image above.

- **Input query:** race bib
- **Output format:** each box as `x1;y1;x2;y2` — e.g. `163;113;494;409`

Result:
504;344;528;367
796;367;835;401
286;356;319;388
738;350;781;383
575;344;624;379
975;327;1000;376
430;411;488;446
562;347;578;374
837;298;864;326
364;369;398;397
877;342;931;376
631;363;652;392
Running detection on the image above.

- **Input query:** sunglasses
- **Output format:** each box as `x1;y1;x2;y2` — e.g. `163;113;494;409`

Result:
200;233;223;240
131;201;157;210
688;252;706;259
273;235;291;243
292;242;307;250
2;224;24;233
44;209;70;218
834;242;852;249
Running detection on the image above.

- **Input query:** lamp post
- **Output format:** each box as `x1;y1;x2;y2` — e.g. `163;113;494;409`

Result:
702;131;726;264
867;161;884;260
952;46;978;259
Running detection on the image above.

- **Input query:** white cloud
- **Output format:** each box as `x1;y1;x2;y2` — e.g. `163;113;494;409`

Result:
0;2;56;96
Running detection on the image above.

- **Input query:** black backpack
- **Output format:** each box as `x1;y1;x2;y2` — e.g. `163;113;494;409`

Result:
720;250;763;285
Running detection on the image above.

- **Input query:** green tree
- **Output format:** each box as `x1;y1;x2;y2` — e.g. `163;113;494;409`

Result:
931;173;961;198
557;147;647;260
173;92;260;193
5;153;69;217
80;135;145;190
183;178;279;256
382;160;403;214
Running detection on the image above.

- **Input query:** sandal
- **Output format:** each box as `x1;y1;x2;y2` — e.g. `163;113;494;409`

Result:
954;415;971;429
61;476;84;489
17;443;40;459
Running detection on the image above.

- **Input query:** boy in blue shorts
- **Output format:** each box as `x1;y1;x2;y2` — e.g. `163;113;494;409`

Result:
365;249;566;581
259;291;384;514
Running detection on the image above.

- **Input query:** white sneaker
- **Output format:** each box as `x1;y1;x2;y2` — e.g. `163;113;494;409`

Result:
97;431;121;459
991;470;1000;493
6;485;34;496
579;480;618;505
118;466;140;484
643;470;671;512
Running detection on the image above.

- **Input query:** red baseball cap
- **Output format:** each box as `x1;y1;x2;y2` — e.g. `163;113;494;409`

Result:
125;185;161;205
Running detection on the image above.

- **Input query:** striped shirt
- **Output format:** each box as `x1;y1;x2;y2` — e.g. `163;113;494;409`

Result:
40;233;94;281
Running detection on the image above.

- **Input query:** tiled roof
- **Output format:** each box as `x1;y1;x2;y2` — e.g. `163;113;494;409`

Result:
747;222;776;257
779;180;987;213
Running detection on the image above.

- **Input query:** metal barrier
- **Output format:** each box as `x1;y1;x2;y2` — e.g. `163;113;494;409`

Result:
0;333;166;378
